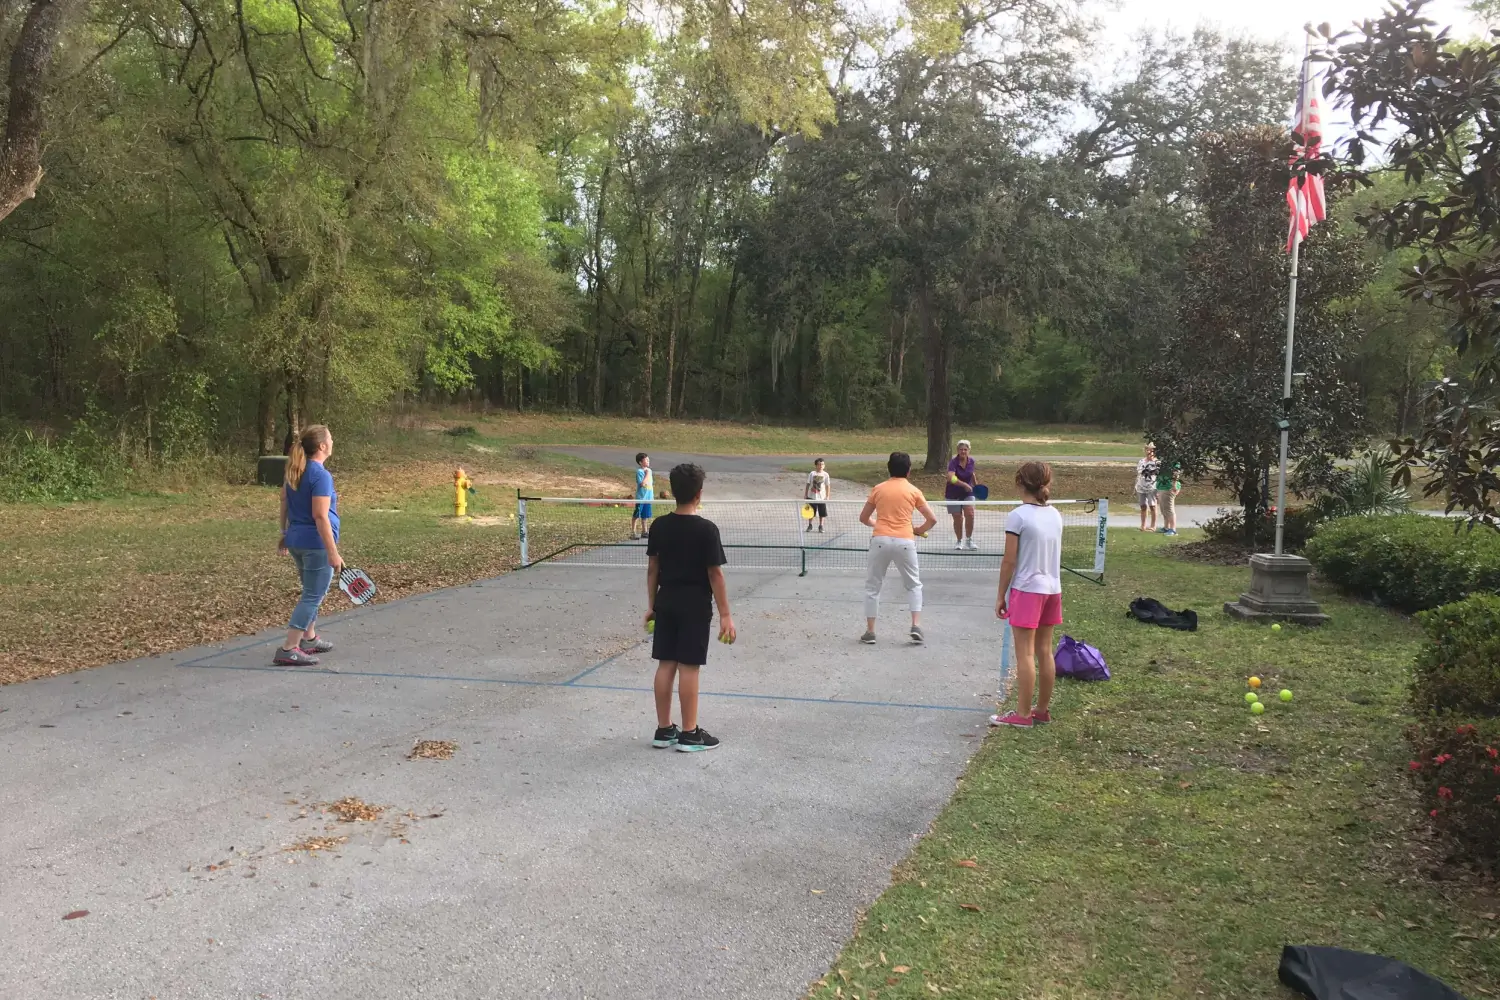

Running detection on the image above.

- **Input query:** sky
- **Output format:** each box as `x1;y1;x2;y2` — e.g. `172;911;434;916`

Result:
1098;0;1480;55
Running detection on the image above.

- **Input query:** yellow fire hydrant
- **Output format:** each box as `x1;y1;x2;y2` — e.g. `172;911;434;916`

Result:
454;467;473;518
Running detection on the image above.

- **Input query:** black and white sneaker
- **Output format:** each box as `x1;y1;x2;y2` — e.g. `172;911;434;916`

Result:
652;724;680;748
675;727;720;752
909;625;924;643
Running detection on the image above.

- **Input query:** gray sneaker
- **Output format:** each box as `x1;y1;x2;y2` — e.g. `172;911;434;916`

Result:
860;630;876;644
909;625;924;643
299;636;334;654
273;646;320;667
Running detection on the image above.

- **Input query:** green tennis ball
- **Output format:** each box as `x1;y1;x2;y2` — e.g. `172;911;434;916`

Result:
1280;688;1293;702
1251;701;1265;715
719;633;735;645
1271;623;1282;633
646;619;655;633
1244;691;1260;704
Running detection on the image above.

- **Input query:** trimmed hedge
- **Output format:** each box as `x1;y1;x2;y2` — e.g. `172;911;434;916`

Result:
1303;515;1500;612
1408;596;1500;867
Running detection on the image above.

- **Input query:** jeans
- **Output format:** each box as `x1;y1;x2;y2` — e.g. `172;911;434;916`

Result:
865;536;922;619
288;547;333;632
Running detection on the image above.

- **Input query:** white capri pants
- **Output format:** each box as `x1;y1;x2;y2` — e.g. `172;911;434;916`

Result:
865;536;923;619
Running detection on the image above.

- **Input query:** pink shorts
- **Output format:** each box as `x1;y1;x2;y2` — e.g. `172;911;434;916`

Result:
1006;589;1062;629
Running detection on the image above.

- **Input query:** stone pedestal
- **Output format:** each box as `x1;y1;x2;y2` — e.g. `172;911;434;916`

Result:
1223;553;1330;626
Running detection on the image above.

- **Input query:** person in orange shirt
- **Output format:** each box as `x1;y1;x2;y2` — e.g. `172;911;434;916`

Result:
858;451;938;644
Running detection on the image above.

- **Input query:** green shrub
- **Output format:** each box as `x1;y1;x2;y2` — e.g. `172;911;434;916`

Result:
1201;505;1320;551
1413;597;1500;717
1303;515;1500;612
0;430;123;503
1311;453;1413;519
1408;596;1500;867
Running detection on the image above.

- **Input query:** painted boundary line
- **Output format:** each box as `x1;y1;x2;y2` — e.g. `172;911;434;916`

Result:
176;661;986;714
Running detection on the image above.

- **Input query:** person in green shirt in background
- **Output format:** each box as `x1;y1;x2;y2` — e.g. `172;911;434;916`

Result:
1155;460;1183;536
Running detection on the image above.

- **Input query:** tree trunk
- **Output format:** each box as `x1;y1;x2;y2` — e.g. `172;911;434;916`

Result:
664;304;676;417
256;376;278;454
0;0;68;224
715;262;741;418
918;285;950;473
591;161;611;414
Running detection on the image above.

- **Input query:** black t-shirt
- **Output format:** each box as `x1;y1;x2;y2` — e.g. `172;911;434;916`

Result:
647;512;727;617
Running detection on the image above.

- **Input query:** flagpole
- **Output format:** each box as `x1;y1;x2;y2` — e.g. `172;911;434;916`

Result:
1274;232;1299;556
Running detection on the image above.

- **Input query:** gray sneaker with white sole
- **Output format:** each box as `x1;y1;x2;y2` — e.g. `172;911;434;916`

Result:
273;646;320;667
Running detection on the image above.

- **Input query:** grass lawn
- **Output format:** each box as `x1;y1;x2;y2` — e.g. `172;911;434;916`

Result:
804;530;1499;1000
0;437;633;685
828;461;1235;508
414;409;1147;457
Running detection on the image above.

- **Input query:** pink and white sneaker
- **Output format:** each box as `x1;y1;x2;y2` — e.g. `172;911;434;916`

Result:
989;712;1033;728
1030;709;1052;725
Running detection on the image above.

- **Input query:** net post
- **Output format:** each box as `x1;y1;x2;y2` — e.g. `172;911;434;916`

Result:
517;490;529;568
798;503;807;576
1093;499;1109;582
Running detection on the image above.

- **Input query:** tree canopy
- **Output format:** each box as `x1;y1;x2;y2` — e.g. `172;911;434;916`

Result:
0;0;1473;495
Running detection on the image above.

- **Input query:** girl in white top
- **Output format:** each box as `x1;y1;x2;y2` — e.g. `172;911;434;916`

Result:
992;461;1064;729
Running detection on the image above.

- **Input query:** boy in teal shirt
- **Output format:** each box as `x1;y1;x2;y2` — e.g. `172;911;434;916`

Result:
631;452;654;540
1155;461;1182;536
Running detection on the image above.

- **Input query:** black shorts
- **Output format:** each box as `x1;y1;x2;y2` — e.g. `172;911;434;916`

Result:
809;502;828;517
651;607;712;666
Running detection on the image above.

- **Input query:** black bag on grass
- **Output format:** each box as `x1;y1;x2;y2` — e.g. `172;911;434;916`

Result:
1278;945;1469;1000
1127;596;1198;632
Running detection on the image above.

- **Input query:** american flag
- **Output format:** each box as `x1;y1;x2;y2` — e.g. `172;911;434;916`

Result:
1286;56;1326;252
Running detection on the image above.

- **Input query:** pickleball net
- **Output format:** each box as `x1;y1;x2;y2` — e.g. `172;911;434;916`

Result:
517;496;1108;581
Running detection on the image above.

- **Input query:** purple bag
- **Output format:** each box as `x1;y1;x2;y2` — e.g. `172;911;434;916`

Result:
1055;635;1110;681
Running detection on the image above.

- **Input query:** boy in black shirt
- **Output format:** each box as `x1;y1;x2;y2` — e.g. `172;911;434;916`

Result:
644;463;736;752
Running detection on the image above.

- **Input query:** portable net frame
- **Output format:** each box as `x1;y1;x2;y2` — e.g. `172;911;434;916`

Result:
517;495;1109;582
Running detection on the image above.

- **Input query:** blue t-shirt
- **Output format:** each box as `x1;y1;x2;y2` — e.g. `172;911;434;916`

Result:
635;466;654;500
284;460;340;550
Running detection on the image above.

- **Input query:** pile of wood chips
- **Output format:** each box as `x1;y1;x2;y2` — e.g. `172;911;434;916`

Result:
324;797;385;822
409;739;457;760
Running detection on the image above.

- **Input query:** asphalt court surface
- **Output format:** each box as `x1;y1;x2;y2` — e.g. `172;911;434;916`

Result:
1;556;1013;1000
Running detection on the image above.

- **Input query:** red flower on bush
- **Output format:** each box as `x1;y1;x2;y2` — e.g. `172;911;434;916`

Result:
1439;786;1454;800
1488;746;1498;758
1431;809;1440;817
1493;765;1500;776
1457;724;1478;735
1410;761;1423;771
1434;753;1453;765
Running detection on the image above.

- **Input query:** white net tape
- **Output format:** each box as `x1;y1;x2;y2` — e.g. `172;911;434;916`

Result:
518;497;1108;580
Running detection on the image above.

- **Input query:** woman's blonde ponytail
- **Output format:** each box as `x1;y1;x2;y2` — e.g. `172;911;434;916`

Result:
284;424;331;490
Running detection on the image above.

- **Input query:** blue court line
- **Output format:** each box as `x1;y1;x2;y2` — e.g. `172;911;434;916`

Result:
176;661;985;713
561;639;649;686
178;635;281;668
181;661;557;687
568;682;985;714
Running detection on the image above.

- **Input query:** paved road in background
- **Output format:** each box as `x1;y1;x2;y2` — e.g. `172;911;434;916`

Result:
548;446;1135;474
1;472;1006;1000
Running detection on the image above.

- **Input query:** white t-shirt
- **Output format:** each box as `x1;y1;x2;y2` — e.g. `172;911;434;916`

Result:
1005;502;1064;595
806;470;830;501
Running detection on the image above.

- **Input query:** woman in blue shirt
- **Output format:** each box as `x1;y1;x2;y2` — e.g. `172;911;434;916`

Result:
276;425;343;666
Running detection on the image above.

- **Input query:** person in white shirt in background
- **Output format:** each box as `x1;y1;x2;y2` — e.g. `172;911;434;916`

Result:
1134;442;1160;533
991;461;1064;729
804;458;831;533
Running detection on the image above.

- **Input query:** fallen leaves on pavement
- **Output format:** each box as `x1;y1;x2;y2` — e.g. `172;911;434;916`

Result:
409;740;457;760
